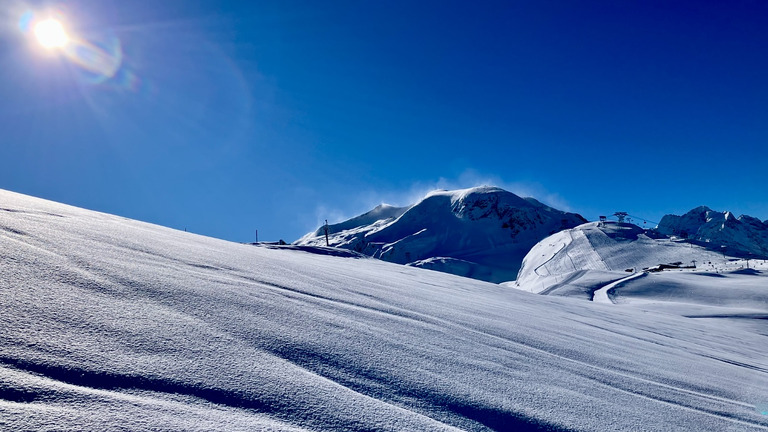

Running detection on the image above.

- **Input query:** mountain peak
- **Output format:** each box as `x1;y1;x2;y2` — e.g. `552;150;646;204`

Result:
296;186;586;282
655;206;768;258
689;205;714;214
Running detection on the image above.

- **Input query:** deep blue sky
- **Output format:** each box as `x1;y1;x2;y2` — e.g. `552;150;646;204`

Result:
2;0;766;242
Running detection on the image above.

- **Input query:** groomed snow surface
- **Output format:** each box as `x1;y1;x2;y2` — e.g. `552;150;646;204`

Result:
2;189;768;431
515;222;744;296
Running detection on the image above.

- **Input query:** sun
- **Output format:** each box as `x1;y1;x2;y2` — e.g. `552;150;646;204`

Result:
34;19;70;49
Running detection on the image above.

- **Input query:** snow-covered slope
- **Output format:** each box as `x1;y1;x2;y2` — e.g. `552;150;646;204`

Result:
512;218;768;340
514;221;733;297
656;206;768;258
604;265;768;317
3;189;768;431
296;186;586;283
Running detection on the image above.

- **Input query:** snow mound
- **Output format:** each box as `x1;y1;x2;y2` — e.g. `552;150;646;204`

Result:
296;186;586;283
515;221;733;296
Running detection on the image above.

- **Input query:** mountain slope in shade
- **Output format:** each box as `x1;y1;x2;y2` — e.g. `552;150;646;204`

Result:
296;186;587;283
2;189;768;431
655;206;768;258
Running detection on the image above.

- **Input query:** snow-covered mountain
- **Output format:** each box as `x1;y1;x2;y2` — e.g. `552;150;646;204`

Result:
655;206;768;258
296;186;587;283
4;188;768;431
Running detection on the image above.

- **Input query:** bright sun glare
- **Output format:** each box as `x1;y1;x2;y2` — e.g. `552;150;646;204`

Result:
34;19;69;49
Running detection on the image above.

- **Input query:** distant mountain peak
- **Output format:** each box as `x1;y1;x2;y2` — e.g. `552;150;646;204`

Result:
296;186;586;283
691;205;714;213
655;206;768;258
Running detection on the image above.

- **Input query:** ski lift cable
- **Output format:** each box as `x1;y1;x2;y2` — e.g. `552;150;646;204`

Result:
627;214;660;225
604;214;660;225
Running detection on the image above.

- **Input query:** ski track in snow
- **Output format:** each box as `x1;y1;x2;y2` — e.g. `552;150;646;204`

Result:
592;272;647;304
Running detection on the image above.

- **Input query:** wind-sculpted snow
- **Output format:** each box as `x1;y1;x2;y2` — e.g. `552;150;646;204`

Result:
2;189;768;431
296;186;586;283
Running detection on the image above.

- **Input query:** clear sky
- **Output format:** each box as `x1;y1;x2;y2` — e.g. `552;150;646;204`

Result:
2;0;766;242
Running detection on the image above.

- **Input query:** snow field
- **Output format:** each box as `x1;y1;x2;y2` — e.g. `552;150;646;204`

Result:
1;189;768;431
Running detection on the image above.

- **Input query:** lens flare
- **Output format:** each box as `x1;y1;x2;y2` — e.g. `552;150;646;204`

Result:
34;19;69;49
65;36;123;82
